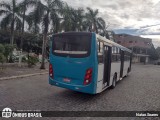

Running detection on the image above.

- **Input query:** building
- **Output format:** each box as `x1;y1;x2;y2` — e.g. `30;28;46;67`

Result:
114;34;152;63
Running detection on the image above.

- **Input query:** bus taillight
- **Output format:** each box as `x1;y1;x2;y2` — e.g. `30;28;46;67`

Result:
84;68;92;85
49;64;54;79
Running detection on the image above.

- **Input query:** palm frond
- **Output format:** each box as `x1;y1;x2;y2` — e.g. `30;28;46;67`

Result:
15;16;23;30
0;9;10;16
0;13;12;29
27;1;45;25
51;0;63;9
97;17;106;29
0;2;11;11
18;0;39;11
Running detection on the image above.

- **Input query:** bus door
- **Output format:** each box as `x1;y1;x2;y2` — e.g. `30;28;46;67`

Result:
120;50;124;78
103;45;112;87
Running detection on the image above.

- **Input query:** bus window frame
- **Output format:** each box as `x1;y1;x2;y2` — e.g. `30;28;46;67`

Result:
97;40;104;64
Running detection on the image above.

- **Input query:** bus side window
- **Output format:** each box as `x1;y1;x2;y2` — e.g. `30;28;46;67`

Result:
112;47;116;62
97;41;104;63
112;47;120;62
124;51;130;61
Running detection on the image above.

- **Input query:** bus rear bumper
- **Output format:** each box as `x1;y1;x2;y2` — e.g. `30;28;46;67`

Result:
49;78;95;94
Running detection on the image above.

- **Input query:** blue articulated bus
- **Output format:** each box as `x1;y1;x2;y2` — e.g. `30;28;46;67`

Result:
49;32;132;94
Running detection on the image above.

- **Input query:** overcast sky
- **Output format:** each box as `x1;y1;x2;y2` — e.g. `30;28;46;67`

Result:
62;0;160;47
1;0;160;47
63;0;160;28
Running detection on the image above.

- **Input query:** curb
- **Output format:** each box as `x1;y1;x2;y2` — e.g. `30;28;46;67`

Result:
0;72;48;81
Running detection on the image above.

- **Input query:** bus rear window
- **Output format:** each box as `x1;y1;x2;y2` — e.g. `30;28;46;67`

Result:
52;35;91;58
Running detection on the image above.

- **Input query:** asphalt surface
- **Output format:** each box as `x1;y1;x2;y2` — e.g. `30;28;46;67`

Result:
0;63;48;78
0;64;160;120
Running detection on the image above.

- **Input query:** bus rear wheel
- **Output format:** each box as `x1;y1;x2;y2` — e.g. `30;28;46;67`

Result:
111;74;117;89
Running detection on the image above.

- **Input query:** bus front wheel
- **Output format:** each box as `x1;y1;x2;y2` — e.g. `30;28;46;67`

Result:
111;74;117;89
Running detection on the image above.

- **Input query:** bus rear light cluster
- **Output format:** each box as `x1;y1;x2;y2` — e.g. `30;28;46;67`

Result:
84;68;92;85
49;64;54;79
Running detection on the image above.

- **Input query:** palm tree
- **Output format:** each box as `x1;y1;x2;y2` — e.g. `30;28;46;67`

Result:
61;4;85;32
85;7;106;33
0;0;22;45
18;0;37;49
71;8;84;31
61;4;73;32
97;17;107;36
26;0;43;34
30;0;63;69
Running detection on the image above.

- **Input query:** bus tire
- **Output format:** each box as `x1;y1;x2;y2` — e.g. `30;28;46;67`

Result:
111;74;117;89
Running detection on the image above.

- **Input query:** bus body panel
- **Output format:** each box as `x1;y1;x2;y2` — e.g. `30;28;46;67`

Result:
50;56;92;85
110;62;121;82
49;32;98;94
96;64;104;93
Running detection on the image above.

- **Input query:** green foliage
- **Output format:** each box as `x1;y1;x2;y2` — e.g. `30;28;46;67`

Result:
0;44;5;64
0;44;5;53
0;43;16;63
0;0;24;44
0;53;5;64
0;0;108;68
22;56;27;62
148;46;159;60
156;47;160;58
85;7;106;33
4;44;14;61
27;55;38;67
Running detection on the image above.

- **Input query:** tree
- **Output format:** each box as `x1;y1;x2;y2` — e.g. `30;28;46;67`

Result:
97;17;106;35
0;0;22;45
41;0;63;69
26;0;43;34
85;7;106;33
30;0;63;69
61;4;73;32
61;4;85;32
156;47;160;58
70;8;84;31
18;0;37;49
148;44;159;60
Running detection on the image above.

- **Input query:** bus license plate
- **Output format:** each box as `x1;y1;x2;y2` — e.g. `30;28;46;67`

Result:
63;78;71;83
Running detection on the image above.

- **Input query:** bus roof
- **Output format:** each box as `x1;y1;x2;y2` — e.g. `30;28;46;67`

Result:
96;34;132;53
52;32;92;37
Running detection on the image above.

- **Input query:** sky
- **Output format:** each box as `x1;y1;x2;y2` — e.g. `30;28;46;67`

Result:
62;0;160;48
0;0;160;47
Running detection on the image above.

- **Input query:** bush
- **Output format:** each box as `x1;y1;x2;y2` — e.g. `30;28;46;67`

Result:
4;44;15;63
0;53;5;64
27;56;39;67
22;56;27;62
0;44;5;64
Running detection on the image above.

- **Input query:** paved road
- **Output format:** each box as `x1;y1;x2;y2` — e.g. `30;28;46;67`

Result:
0;64;160;120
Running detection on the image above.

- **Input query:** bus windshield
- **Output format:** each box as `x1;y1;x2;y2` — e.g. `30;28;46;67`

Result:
52;34;92;58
